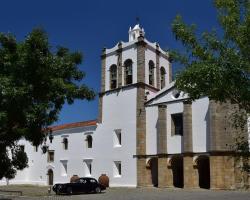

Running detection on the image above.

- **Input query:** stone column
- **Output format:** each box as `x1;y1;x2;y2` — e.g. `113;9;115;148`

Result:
117;42;123;87
182;102;198;189
156;44;160;89
157;105;169;188
135;35;148;187
158;157;174;188
100;48;106;92
183;156;199;189
98;48;106;123
168;62;172;83
137;158;152;187
183;101;193;153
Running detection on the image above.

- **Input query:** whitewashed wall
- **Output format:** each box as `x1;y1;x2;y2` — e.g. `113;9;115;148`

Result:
167;102;183;154
97;88;137;186
146;106;158;155
192;97;209;152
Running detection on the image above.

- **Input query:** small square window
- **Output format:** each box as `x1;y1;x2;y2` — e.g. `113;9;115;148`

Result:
114;161;121;177
171;113;183;136
48;151;54;162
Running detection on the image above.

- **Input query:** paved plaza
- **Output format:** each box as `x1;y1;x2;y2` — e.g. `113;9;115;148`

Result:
0;186;249;200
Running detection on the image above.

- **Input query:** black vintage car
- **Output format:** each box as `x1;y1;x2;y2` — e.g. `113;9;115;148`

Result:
52;177;106;195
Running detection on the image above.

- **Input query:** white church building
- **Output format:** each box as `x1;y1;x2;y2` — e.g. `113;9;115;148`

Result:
1;24;249;190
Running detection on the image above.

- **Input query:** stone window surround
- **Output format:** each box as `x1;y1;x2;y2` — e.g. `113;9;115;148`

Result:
171;113;183;136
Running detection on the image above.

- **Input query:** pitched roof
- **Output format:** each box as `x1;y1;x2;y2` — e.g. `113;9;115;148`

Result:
51;119;97;131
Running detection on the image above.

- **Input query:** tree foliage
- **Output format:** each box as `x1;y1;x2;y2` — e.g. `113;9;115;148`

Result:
171;0;250;113
170;0;250;174
0;29;95;179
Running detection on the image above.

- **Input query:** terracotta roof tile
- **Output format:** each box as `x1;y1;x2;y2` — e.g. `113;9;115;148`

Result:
51;119;97;131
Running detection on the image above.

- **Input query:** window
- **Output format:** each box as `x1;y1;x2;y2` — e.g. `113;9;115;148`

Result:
62;138;68;150
124;59;133;85
86;135;93;148
160;67;166;89
110;64;117;89
148;60;155;86
114;161;122;177
48;151;54;162
83;160;92;177
114;129;122;147
60;160;68;176
171;113;183;136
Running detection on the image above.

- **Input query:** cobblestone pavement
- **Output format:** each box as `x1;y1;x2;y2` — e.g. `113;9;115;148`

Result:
0;187;250;200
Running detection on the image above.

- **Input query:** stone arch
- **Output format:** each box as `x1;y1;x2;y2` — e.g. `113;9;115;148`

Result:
124;59;133;85
160;67;166;89
197;155;210;189
148;60;155;86
146;157;158;187
110;64;117;89
171;156;183;188
47;169;54;186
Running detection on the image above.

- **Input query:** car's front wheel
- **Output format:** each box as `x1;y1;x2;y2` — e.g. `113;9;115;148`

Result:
55;184;62;195
66;187;73;195
95;186;101;193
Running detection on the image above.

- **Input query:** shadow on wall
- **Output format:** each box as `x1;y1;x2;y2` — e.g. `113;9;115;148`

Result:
205;105;210;151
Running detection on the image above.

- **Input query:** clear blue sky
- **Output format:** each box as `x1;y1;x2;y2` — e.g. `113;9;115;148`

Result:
0;0;219;125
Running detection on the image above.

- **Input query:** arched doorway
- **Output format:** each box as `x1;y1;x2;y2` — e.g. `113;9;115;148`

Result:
47;169;54;185
171;156;183;188
147;158;158;187
197;156;210;189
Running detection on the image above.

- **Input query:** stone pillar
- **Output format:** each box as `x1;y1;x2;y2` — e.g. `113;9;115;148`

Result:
183;156;199;189
136;35;147;187
98;48;106;123
157;105;167;154
100;48;106;92
158;157;174;188
136;35;146;83
210;155;235;190
137;158;152;187
98;94;103;123
157;105;169;188
117;42;123;87
156;44;160;89
168;61;172;83
183;101;193;153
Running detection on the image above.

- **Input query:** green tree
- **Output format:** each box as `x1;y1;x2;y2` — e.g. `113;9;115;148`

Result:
170;0;249;172
0;29;95;179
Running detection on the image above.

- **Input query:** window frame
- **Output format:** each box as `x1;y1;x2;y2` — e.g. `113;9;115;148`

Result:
47;150;55;163
110;64;118;89
124;59;133;85
171;113;183;136
148;60;155;86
